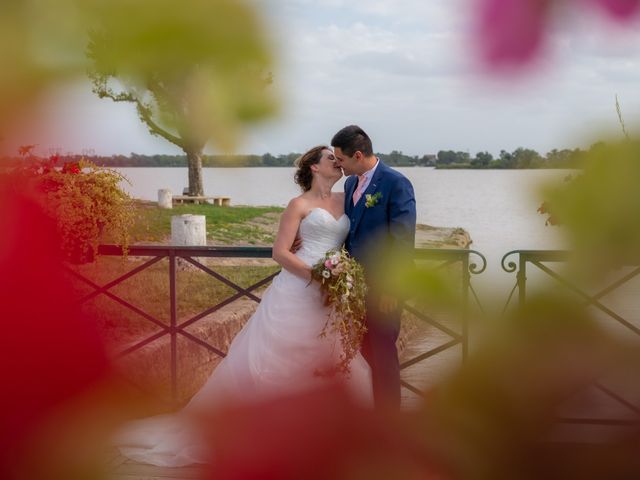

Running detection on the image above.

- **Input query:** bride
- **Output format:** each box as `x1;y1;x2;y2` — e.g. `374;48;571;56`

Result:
115;145;373;466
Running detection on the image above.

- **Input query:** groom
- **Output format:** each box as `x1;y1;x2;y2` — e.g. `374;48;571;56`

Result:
332;125;416;409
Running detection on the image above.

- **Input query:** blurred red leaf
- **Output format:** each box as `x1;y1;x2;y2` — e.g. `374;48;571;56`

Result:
0;178;112;478
202;385;445;480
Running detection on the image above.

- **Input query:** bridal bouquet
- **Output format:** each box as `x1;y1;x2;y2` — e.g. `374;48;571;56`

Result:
311;248;367;375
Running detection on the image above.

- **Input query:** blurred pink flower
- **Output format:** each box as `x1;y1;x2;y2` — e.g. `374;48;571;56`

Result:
475;0;551;67
589;0;640;20
203;384;444;480
474;0;639;69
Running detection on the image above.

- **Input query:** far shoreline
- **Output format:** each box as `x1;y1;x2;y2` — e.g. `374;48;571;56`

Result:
108;165;575;170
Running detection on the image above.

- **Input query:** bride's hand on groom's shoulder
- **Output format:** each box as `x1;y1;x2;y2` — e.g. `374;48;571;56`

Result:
290;234;302;253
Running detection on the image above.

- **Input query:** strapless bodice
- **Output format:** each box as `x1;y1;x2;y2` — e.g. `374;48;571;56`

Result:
295;208;350;266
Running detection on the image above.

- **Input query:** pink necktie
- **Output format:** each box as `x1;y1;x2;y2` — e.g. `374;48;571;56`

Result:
352;174;367;205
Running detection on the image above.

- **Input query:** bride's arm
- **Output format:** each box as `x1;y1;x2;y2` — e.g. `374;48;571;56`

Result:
272;198;312;281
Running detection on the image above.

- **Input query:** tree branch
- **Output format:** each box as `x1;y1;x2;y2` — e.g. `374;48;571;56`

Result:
134;99;185;149
89;72;185;149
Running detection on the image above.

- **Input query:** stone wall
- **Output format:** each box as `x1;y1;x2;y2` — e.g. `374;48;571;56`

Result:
120;295;430;405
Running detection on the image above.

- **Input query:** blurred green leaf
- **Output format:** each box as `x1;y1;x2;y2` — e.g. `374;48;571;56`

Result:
540;139;640;275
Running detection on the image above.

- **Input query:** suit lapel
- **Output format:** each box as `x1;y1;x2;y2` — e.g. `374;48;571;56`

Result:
344;175;357;216
350;161;386;236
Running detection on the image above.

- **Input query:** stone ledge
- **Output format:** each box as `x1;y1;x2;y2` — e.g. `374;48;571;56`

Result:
119;294;435;406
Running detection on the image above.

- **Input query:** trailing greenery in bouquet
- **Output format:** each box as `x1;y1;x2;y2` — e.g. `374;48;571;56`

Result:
12;147;134;263
310;248;367;375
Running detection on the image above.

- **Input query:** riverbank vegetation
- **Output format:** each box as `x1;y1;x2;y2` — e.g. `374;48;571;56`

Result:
1;143;599;169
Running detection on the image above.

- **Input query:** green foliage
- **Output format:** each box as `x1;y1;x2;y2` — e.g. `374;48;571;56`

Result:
436;147;586;169
511;147;542;168
13;153;134;263
3;148;591;169
0;0;87;131
85;0;277;195
471;151;493;167
545;148;585;167
437;150;470;165
86;0;277;151
540;139;640;274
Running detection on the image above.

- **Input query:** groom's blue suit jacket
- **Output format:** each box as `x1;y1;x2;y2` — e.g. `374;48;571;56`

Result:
344;161;416;271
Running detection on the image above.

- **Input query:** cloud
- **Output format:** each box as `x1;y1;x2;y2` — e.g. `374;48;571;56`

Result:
17;0;640;157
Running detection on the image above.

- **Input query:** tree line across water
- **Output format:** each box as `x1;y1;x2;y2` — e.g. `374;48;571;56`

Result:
2;144;600;169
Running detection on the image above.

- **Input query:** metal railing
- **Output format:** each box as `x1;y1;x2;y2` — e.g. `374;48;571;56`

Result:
67;245;486;404
68;244;278;405
399;248;486;397
501;250;640;426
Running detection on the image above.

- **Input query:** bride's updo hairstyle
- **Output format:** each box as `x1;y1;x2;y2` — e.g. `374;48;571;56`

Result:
294;145;328;192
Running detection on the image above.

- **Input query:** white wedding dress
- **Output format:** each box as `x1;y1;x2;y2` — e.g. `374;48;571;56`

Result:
115;208;373;466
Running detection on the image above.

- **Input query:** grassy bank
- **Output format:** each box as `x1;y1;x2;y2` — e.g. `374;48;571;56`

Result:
112;201;284;246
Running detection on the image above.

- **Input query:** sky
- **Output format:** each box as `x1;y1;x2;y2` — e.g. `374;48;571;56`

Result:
9;0;640;158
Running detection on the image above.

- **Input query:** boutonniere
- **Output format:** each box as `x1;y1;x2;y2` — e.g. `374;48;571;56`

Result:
365;192;382;208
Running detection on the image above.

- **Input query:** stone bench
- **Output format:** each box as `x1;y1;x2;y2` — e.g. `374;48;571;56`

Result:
172;195;231;206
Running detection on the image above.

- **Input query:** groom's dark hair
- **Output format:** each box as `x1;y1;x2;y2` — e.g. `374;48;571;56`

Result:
331;125;373;157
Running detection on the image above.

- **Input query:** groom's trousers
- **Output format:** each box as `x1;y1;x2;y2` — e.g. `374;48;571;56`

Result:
361;295;402;410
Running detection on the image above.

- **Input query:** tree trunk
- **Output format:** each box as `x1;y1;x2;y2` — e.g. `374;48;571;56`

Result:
186;149;204;196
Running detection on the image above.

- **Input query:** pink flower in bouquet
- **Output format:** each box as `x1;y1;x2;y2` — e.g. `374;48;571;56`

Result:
311;248;367;374
332;262;345;276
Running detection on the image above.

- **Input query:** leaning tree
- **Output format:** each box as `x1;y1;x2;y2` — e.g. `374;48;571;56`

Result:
87;0;277;196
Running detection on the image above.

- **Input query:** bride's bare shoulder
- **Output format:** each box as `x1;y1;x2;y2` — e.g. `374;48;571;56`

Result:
285;195;310;216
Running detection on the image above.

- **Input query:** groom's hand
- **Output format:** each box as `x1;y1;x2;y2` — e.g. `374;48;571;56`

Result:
379;294;398;314
290;234;302;253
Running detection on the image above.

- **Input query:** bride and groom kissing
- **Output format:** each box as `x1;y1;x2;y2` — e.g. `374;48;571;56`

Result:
116;125;417;466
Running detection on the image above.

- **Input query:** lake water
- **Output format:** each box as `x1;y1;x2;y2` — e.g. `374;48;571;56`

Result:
115;166;640;331
115;167;570;291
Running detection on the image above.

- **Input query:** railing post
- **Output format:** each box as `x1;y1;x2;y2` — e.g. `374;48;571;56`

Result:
517;254;527;308
169;249;178;407
461;253;470;362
